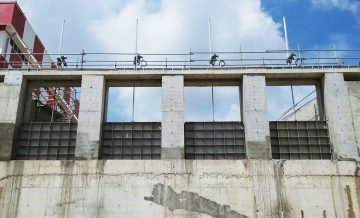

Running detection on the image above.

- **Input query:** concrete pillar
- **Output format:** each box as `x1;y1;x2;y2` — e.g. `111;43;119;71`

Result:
161;75;184;159
242;75;271;159
75;75;105;160
323;73;359;161
315;83;325;121
0;71;26;160
347;81;360;151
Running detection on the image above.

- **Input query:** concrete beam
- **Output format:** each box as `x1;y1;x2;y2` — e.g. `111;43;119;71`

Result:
1;67;359;81
75;75;105;160
242;75;271;159
323;73;359;161
0;72;26;160
161;75;184;159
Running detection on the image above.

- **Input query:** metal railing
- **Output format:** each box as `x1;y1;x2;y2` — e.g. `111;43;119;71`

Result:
1;49;360;70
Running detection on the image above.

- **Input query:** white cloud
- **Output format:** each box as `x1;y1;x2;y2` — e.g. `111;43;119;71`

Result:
310;0;360;14
89;0;285;53
12;0;288;121
185;87;241;122
87;0;286;121
108;87;161;122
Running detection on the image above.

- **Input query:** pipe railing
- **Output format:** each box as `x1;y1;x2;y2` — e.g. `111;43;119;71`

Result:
1;49;360;70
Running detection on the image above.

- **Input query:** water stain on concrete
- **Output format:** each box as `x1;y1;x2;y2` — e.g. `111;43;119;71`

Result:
355;167;360;218
345;185;355;218
6;161;24;218
144;183;249;218
57;160;75;216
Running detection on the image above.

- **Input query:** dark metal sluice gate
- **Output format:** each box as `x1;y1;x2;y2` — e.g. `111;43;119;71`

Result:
270;121;331;160
184;122;246;159
101;122;161;159
16;122;77;160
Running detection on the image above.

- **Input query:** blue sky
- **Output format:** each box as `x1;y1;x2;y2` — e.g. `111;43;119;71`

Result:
11;0;360;121
263;0;360;48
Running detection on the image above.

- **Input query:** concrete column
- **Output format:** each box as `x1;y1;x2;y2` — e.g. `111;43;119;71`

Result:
161;75;184;159
0;71;26;160
75;75;105;160
323;73;359;161
242;75;271;159
347;81;360;151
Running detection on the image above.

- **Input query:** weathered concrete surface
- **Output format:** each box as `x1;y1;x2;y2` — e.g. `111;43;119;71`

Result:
0;160;358;218
285;98;320;121
0;72;26;160
75;75;105;160
1;67;359;80
347;81;360;151
323;74;359;161
145;183;249;218
161;75;184;159
242;75;271;159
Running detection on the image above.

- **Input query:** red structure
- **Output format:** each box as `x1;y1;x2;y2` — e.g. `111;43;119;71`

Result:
0;2;53;69
0;2;79;122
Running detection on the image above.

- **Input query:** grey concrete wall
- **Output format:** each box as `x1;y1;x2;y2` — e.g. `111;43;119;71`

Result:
242;75;271;159
0;72;26;160
75;75;105;160
323;73;359;161
161;75;184;159
347;81;360;151
285;98;319;121
0;160;358;218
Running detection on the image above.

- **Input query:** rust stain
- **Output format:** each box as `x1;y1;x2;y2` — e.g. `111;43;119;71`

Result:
323;210;327;218
301;210;304;218
355;169;360;218
345;185;355;218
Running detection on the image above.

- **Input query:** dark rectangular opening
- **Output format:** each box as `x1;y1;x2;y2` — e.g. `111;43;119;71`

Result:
15;80;81;160
102;83;161;159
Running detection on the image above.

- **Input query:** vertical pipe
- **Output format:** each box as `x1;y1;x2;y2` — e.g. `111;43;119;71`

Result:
211;86;215;121
208;18;212;58
240;45;243;68
189;47;192;69
58;20;65;56
135;18;139;54
333;44;339;65
135;19;139;70
209;18;214;120
283;16;289;57
315;44;320;66
132;85;135;122
290;85;297;121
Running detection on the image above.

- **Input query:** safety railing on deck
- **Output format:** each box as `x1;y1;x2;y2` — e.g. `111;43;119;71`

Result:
1;49;360;70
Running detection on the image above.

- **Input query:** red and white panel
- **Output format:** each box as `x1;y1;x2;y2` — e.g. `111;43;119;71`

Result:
42;49;54;68
0;28;9;68
22;20;36;51
0;2;51;69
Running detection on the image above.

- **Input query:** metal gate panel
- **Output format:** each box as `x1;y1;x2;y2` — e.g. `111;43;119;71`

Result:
185;122;245;159
101;122;161;159
16;122;77;160
270;121;331;159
